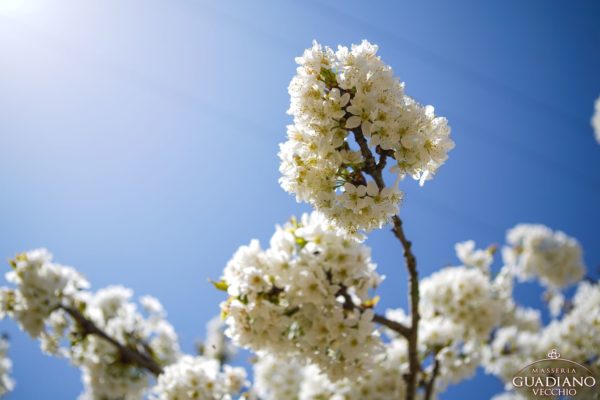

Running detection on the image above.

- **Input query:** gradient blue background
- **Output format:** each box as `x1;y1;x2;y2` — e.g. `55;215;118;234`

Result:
1;1;599;398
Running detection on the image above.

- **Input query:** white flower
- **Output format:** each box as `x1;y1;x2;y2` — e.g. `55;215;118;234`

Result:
201;317;235;362
151;356;247;400
73;287;181;400
253;353;303;400
538;281;600;377
482;326;539;382
0;338;15;397
2;249;88;338
253;342;406;400
220;212;382;381
503;224;585;289
279;40;454;232
592;96;600;144
455;240;494;272
420;265;503;340
0;250;182;400
483;281;600;389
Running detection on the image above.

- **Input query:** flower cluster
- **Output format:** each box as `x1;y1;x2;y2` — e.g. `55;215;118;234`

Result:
253;340;407;400
0;250;180;400
420;265;503;341
538;281;600;377
454;240;495;272
483;281;600;398
593;96;600;144
0;249;88;338
252;353;303;400
482;325;539;384
279;40;454;232
198;317;236;364
151;356;247;400
73;286;181;400
0;338;14;397
502;224;585;289
384;242;510;394
219;212;382;381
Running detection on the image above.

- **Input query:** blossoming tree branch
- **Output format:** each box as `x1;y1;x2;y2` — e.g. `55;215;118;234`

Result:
0;41;598;400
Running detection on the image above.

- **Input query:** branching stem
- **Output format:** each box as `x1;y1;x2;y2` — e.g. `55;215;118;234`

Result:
424;355;441;400
351;126;421;400
59;305;164;376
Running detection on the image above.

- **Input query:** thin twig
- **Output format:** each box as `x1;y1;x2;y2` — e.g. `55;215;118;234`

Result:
372;313;411;338
60;305;164;376
424;355;441;400
337;285;411;338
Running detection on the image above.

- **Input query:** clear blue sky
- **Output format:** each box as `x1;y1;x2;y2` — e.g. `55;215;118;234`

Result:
0;1;599;398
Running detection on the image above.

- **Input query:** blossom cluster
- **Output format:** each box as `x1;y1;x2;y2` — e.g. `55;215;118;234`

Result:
252;340;407;400
73;286;181;400
151;356;247;400
0;248;88;338
0;250;180;400
0;338;14;397
220;212;383;381
279;40;454;232
502;224;585;289
385;241;509;394
483;281;600;398
198;317;236;363
420;264;503;340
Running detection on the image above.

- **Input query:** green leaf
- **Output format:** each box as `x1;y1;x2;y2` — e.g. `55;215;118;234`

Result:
210;279;229;292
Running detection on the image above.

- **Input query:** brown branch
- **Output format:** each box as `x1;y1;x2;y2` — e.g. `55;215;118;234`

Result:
424;355;441;400
372;313;411;338
343;93;421;400
336;285;411;338
392;215;420;400
352;128;386;190
60;305;164;376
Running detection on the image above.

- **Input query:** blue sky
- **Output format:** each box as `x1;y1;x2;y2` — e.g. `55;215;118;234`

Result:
0;0;599;398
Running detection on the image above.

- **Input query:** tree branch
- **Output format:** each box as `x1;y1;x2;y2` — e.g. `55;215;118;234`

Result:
424;355;441;400
392;215;420;400
372;313;411;338
336;285;411;338
345;98;421;400
59;305;164;376
352;128;386;190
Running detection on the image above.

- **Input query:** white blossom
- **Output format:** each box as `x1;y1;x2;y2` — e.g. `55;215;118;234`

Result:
200;317;235;362
592;96;600;144
220;212;382;381
0;338;14;397
503;224;585;289
483;281;600;391
279;40;454;232
538;281;600;377
73;286;181;400
482;326;539;383
455;240;494;272
420;265;503;340
151;355;247;400
1;249;88;338
253;341;406;400
0;250;182;400
253;353;303;400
